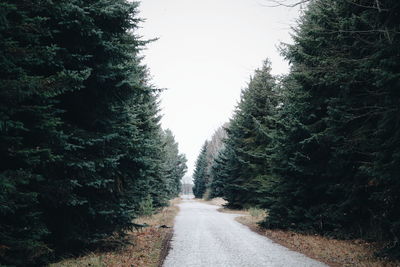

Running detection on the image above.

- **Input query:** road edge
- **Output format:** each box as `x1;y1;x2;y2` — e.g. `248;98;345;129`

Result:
157;198;181;267
233;216;335;267
157;229;174;267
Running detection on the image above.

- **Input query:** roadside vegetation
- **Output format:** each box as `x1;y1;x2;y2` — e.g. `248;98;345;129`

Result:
204;198;400;267
3;0;400;265
193;0;400;261
236;209;400;267
0;1;186;265
50;198;180;267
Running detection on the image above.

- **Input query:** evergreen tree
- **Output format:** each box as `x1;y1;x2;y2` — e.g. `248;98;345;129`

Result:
192;142;208;198
36;0;159;255
220;60;277;208
202;124;228;198
209;148;230;199
191;125;228;200
262;0;400;258
0;1;90;264
0;1;186;265
162;129;188;198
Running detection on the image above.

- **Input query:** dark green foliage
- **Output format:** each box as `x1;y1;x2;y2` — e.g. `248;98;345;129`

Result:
263;1;400;258
0;2;82;263
216;60;277;208
0;1;186;265
209;149;229;199
161;129;188;199
209;0;400;259
208;145;238;201
192;125;227;200
192;142;208;198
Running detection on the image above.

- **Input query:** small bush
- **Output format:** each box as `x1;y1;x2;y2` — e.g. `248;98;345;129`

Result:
203;189;212;200
138;196;154;216
248;207;266;219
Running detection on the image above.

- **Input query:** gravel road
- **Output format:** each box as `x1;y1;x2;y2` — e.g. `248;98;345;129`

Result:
163;198;327;267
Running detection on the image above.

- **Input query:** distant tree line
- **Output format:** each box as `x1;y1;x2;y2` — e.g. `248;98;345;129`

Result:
194;0;400;259
181;183;194;195
192;125;227;199
0;1;186;265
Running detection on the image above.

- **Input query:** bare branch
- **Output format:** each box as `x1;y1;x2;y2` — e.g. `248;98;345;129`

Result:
375;0;381;12
343;0;389;11
263;0;389;12
260;0;310;8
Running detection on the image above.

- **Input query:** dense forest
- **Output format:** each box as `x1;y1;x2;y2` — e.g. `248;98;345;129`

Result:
0;0;186;266
193;0;400;259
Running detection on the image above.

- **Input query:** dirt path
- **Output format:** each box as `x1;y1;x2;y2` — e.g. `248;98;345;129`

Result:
163;199;327;267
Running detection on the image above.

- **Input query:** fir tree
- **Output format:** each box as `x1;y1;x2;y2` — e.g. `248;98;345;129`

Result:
161;129;188;198
0;1;89;264
192;142;208;198
220;59;277;208
262;0;400;258
0;0;186;264
209;148;230;199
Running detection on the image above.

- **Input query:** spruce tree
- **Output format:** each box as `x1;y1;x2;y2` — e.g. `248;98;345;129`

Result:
0;0;185;265
0;1;89;264
220;60;277;208
37;0;159;254
262;0;400;258
192;142;208;198
161;129;188;198
209;148;231;199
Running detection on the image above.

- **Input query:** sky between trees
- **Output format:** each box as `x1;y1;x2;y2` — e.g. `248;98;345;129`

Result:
138;0;301;177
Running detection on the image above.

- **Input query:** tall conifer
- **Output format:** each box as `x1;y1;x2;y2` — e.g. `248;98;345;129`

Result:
0;1;186;264
192;142;208;198
220;60;277;208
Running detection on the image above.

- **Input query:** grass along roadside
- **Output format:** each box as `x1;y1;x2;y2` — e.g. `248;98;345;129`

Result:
197;197;227;206
199;198;399;267
225;207;399;267
49;198;180;267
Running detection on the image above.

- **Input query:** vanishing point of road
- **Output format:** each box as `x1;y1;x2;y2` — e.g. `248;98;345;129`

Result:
163;198;327;267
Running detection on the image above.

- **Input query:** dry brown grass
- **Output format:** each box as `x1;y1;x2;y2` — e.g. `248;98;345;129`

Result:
198;197;227;206
216;207;252;216
234;211;400;267
50;198;180;267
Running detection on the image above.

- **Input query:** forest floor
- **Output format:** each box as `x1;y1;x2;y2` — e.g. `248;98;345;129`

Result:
49;198;180;267
202;198;400;267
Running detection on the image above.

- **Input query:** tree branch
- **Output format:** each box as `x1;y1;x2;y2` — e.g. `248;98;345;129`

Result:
260;0;310;8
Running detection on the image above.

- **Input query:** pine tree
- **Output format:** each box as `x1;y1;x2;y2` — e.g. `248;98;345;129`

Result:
262;0;400;258
0;1;89;264
192;142;208;198
209;148;230;199
36;0;159;254
202;124;228;198
162;129;188;198
220;59;277;208
0;0;185;265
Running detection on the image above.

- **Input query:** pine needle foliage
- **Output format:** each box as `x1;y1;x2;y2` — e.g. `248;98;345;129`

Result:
263;0;400;258
208;0;400;259
0;1;186;265
212;60;277;209
192;142;208;198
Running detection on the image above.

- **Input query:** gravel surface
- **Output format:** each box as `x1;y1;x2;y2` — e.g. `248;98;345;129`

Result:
163;199;327;267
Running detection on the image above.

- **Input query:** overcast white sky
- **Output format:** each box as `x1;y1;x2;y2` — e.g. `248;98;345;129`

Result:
138;0;300;182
